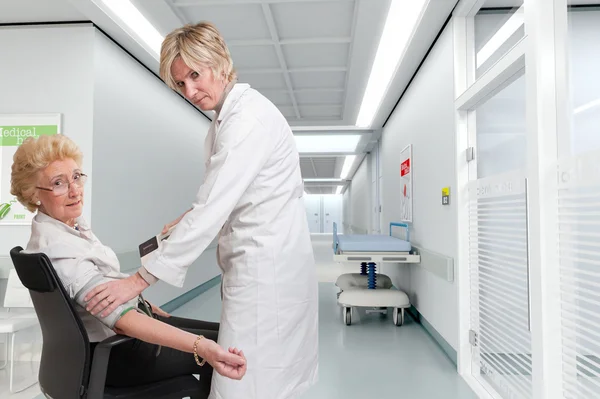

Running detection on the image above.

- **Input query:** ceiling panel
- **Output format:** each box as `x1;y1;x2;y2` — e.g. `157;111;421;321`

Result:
229;45;279;69
278;105;299;118
260;90;293;106
300;105;343;118
290;71;346;89
184;4;271;40
283;43;349;68
271;1;354;40
299;156;342;178
237;72;287;89
295;90;344;105
305;186;338;195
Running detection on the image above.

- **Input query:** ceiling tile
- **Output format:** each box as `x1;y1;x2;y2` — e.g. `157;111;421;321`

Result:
300;156;343;179
229;45;279;69
300;158;317;178
295;90;344;105
290;71;346;89
271;1;354;40
239;72;287;90
305;186;338;195
260;90;293;106
300;105;343;118
283;43;349;68
183;4;270;40
278;105;298;118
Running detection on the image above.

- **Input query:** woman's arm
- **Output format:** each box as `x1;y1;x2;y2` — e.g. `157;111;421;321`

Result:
114;310;246;380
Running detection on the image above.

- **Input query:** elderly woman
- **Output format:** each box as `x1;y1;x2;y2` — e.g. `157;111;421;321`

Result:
85;21;319;399
10;134;246;396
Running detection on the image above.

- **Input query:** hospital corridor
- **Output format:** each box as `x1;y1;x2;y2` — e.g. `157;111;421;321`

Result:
0;0;599;398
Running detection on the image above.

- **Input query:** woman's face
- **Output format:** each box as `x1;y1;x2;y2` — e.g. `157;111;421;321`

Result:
171;57;227;111
36;158;85;225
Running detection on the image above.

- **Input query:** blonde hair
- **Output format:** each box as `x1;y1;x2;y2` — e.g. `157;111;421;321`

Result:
160;21;236;90
10;135;83;213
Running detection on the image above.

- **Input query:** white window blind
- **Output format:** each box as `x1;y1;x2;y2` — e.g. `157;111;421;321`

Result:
558;151;600;398
469;170;532;399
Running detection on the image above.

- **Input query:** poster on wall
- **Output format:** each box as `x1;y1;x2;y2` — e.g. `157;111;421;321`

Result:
399;144;412;223
0;114;61;225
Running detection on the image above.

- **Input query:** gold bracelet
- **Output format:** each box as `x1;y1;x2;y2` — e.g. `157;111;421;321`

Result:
193;335;206;367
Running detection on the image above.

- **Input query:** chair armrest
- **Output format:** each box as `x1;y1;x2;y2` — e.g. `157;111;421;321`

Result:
97;334;134;348
86;335;133;399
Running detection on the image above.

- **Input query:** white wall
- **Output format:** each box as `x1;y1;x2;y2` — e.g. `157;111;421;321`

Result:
380;22;458;349
347;155;371;234
0;24;95;278
342;186;352;231
90;31;220;304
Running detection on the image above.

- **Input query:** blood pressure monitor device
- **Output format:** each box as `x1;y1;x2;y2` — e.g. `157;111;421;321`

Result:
139;226;175;266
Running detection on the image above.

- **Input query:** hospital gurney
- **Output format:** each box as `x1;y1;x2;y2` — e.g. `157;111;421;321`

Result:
332;222;420;326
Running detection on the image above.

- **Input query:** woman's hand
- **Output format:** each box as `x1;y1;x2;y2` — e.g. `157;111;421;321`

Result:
162;208;192;235
84;273;149;317
148;302;171;318
202;340;247;380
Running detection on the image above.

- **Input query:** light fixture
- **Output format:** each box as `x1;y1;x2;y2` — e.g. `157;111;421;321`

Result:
340;155;356;179
574;99;600;115
303;178;344;182
336;186;343;195
98;0;164;58
294;135;360;153
476;5;524;69
356;0;428;128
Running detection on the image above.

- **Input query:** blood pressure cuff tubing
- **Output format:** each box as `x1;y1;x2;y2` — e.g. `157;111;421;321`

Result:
73;275;140;329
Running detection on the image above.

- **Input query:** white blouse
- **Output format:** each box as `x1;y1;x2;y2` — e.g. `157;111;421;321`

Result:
25;212;137;342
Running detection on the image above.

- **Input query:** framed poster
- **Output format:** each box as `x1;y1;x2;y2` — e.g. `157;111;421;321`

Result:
399;144;412;223
0;114;61;225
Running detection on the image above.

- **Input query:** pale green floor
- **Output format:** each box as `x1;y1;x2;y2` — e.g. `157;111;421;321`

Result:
172;282;477;399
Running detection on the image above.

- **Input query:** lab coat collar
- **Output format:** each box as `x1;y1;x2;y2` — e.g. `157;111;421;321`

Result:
216;83;251;123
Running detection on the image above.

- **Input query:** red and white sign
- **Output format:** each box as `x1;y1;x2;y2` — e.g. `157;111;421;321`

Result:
400;159;410;177
399;145;412;223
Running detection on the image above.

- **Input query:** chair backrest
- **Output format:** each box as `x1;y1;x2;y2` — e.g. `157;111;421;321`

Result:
10;246;90;399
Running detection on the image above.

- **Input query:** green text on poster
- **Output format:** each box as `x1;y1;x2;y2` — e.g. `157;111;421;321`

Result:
0;125;58;146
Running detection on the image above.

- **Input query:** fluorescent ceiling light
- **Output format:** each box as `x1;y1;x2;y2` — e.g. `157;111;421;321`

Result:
99;0;164;58
356;0;427;128
336;186;343;195
303;178;343;182
476;5;524;68
294;135;360;153
340;155;356;179
574;99;600;115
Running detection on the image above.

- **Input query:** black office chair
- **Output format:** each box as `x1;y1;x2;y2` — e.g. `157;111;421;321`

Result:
10;246;204;399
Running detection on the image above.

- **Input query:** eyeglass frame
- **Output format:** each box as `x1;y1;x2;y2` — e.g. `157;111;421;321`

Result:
36;172;88;196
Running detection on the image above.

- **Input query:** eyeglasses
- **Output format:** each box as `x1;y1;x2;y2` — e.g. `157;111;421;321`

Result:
36;172;88;197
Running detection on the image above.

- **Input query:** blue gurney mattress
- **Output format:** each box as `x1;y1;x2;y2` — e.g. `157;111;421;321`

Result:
337;234;412;252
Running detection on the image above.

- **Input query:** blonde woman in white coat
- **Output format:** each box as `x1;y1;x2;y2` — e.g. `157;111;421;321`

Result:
84;21;319;399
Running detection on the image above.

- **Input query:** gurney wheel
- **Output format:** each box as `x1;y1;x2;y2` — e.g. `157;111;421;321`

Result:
393;308;404;327
344;307;352;326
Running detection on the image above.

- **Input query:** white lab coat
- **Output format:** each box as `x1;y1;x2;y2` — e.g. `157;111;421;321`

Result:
145;83;319;399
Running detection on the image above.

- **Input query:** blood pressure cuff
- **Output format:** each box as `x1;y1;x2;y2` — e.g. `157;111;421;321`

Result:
73;275;140;329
